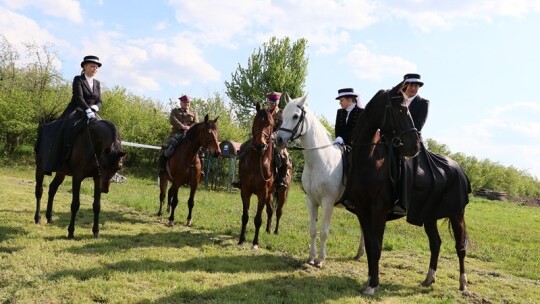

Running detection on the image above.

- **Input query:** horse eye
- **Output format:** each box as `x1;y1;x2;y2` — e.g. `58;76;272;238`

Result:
293;114;299;119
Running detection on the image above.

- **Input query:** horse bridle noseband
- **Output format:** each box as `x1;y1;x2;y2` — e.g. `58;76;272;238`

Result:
278;104;339;152
381;95;418;149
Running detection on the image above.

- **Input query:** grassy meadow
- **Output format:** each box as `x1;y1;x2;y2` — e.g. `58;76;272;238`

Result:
1;165;539;304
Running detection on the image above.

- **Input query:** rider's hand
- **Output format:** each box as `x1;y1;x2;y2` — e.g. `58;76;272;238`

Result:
85;108;96;120
334;136;344;145
90;105;99;112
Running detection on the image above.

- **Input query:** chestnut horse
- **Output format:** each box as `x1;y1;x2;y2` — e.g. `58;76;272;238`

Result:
35;119;126;239
275;94;365;268
343;84;470;295
158;115;221;226
237;102;284;249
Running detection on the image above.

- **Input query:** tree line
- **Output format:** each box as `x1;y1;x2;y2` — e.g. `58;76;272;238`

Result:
1;35;538;200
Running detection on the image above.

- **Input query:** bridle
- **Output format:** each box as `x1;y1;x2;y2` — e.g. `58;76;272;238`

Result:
277;105;306;144
251;112;274;182
380;94;418;150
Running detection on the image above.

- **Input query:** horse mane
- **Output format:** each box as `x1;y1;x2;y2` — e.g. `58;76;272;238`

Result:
93;120;123;152
184;119;218;142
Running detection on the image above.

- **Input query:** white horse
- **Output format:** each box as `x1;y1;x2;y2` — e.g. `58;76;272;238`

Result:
275;94;364;267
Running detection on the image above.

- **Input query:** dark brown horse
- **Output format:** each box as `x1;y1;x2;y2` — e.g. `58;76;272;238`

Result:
34;119;126;239
158;115;221;226
343;84;470;295
237;103;286;249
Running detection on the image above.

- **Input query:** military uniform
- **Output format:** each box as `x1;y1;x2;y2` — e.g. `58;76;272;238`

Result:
267;105;291;191
161;95;199;160
169;107;198;137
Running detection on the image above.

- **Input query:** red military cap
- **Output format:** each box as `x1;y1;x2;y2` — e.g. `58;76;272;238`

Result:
266;92;281;102
179;95;191;102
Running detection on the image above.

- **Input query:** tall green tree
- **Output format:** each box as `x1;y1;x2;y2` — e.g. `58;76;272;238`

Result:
225;36;308;128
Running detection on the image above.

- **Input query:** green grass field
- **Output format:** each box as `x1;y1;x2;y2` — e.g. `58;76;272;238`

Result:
1;165;539;303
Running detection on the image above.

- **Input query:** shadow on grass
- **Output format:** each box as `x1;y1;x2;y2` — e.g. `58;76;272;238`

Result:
138;275;405;304
48;253;303;282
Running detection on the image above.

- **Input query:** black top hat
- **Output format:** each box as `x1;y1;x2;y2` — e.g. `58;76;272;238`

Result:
335;88;358;100
81;55;102;68
403;73;423;87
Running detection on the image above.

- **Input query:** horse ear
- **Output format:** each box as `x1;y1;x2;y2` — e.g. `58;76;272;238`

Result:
256;102;261;111
298;94;307;107
204;114;209;123
285;93;291;104
213;116;219;123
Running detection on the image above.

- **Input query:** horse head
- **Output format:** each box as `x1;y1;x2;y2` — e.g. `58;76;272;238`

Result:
89;121;127;193
275;94;308;149
356;83;420;158
251;102;274;152
189;114;221;157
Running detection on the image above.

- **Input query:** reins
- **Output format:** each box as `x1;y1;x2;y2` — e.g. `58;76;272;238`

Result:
86;120;102;176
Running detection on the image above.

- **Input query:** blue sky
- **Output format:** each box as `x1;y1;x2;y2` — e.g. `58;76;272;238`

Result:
2;0;540;178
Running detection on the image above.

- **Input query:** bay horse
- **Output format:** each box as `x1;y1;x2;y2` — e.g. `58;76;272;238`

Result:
237;102;284;249
344;84;470;295
158;115;221;226
34;119;126;239
275;94;365;268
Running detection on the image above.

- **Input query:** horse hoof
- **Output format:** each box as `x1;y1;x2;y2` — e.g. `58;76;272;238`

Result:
252;245;259;250
186;220;192;227
362;286;376;296
67;234;75;240
166;221;174;227
93;233;100;239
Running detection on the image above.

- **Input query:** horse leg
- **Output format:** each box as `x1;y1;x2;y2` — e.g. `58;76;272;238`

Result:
450;214;468;291
354;217;365;260
358;209;387;296
167;183;180;226
34;166;45;224
264;192;275;234
315;198;335;268
91;176;102;238
252;191;269;249
306;197;318;266
45;173;65;223
167;185;173;213
238;190;251;245
421;220;441;287
157;172;168;216
67;177;82;239
186;181;198;227
273;189;287;234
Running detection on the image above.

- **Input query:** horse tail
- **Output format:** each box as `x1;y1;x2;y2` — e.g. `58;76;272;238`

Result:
445;215;472;251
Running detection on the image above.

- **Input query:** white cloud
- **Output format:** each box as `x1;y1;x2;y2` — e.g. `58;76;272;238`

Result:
75;31;220;94
378;0;540;32
167;0;377;53
342;43;417;80
439;101;540;178
0;0;83;23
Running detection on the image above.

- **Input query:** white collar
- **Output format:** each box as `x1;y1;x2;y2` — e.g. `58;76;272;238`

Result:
406;95;417;107
346;104;356;112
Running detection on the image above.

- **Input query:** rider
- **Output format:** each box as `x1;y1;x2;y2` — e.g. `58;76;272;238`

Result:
232;92;292;191
334;88;363;146
266;92;292;191
333;88;363;211
392;73;429;215
159;95;198;168
36;55;103;174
